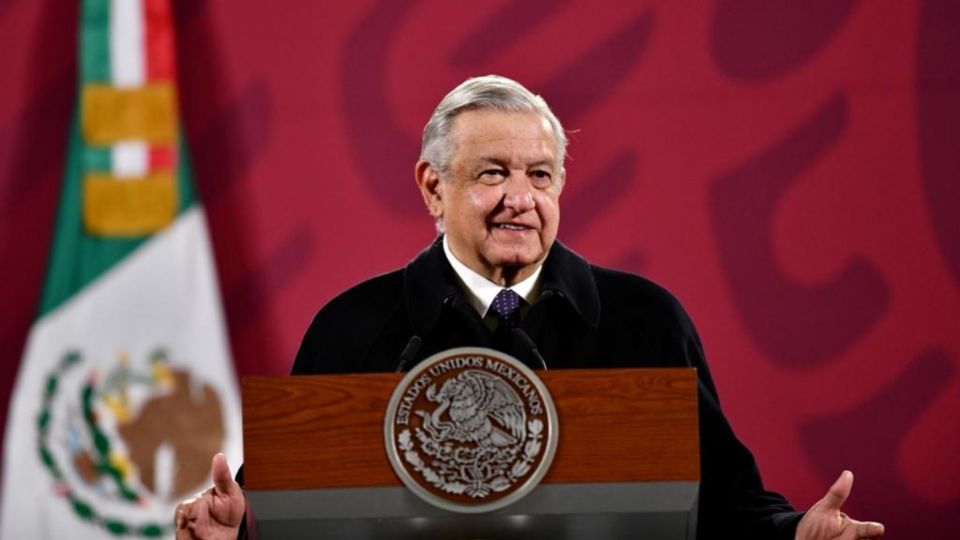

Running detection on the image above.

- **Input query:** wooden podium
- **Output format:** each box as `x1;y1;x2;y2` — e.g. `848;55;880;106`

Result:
242;368;700;539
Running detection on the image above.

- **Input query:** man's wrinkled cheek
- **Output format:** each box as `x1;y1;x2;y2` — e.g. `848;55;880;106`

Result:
465;189;497;219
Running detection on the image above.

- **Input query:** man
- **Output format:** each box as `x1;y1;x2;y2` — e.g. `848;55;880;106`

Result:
176;75;885;539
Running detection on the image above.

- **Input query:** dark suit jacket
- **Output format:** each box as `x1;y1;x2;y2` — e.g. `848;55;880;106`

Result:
292;236;803;539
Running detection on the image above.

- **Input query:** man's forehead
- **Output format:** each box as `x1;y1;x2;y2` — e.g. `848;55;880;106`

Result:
450;110;558;162
451;109;552;137
470;155;557;169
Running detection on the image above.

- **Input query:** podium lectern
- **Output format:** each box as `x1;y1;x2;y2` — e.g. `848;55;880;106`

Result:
242;368;699;539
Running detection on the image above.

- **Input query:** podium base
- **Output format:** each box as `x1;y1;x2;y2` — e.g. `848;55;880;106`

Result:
249;481;698;539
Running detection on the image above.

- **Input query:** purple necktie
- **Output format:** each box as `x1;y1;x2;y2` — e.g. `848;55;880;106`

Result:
491;288;522;329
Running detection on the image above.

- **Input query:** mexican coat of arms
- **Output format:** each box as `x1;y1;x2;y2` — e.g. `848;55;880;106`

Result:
384;347;558;513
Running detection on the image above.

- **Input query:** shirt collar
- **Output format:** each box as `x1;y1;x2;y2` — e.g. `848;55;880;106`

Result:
442;235;542;318
403;236;599;338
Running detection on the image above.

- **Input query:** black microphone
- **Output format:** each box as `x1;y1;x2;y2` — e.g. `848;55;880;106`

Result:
512;328;548;370
396;335;422;372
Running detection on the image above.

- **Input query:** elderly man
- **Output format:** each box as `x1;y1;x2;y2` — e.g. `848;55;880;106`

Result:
176;76;884;539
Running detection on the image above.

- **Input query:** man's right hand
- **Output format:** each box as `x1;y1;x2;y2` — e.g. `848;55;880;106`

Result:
175;453;245;540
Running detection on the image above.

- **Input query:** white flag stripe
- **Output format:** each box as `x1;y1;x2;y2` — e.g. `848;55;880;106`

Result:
110;0;145;88
0;207;242;538
112;140;149;178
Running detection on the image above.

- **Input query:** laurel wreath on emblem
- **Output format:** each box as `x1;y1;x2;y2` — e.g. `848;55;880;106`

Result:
398;420;544;498
396;370;545;499
36;351;172;537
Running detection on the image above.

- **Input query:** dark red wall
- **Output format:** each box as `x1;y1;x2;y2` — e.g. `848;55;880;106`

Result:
1;1;957;536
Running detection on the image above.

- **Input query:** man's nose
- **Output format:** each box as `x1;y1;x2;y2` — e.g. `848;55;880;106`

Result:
502;175;535;212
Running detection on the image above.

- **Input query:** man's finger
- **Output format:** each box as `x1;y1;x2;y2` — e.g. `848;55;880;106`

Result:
175;501;192;529
210;453;238;496
815;470;853;511
855;519;885;538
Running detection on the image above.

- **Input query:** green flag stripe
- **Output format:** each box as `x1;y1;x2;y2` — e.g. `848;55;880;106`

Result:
38;109;198;318
82;146;111;173
80;0;110;84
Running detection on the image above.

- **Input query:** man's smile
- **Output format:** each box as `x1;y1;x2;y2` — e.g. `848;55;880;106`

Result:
492;223;532;231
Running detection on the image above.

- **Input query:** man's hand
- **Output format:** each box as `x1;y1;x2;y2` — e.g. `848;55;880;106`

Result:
175;453;245;540
796;471;884;540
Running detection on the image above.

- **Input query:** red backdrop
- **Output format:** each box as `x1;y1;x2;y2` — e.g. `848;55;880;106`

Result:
1;1;958;536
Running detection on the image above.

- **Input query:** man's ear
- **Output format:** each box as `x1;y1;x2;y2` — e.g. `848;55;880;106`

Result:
415;159;444;220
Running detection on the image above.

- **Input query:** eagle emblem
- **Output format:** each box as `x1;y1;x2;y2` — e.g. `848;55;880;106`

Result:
385;347;558;513
418;371;525;448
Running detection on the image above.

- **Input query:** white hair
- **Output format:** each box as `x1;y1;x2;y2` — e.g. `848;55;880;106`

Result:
420;75;567;173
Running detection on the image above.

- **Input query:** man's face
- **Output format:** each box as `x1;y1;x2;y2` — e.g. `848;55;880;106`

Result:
416;109;564;286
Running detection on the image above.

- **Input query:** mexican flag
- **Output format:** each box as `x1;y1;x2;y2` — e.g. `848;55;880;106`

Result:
0;0;242;537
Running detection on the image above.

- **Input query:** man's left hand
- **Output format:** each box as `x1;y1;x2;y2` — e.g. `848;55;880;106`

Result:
796;470;884;539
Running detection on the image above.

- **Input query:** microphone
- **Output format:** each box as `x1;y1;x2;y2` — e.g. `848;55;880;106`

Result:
396;335;422;372
512;328;548;370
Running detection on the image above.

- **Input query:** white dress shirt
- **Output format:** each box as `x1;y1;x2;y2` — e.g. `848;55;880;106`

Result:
442;236;542;328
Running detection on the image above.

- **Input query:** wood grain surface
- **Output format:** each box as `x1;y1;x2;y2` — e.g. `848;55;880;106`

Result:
242;368;699;491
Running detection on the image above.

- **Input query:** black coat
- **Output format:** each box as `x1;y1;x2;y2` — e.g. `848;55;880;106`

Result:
292;236;803;539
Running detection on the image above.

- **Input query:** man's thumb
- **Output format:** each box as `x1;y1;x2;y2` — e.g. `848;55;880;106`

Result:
816;470;853;511
211;453;238;495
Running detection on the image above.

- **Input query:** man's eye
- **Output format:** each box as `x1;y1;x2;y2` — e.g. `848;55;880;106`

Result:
479;169;507;183
530;170;553;186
